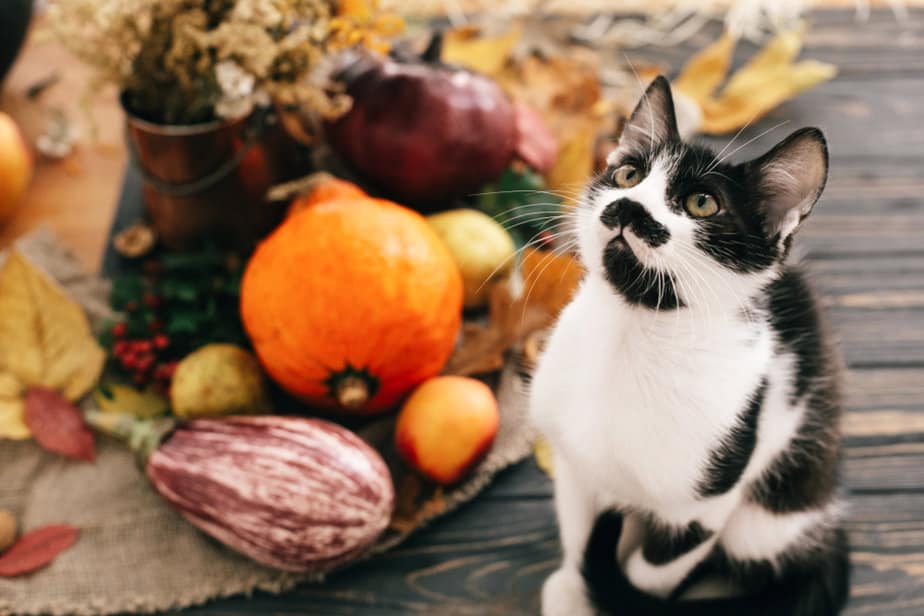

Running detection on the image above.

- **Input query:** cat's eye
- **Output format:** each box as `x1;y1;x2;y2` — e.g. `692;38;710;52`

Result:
684;193;720;218
613;165;643;188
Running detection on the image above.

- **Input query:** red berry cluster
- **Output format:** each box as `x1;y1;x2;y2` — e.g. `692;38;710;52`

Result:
110;297;177;393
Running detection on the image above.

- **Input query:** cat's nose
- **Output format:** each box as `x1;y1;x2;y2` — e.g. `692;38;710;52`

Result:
601;198;640;229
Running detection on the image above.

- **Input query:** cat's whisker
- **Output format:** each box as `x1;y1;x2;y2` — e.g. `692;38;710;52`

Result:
499;209;571;228
705;112;761;175
472;228;580;299
673;243;756;326
486;202;568;223
469;188;580;201
713;120;791;168
624;53;656;152
519;240;579;324
672;245;727;311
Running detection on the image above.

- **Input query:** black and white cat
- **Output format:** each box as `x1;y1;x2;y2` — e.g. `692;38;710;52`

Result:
530;76;849;615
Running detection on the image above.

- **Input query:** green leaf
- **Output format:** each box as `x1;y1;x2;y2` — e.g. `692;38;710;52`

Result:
160;279;199;303
160;251;224;272
110;276;145;309
167;310;200;335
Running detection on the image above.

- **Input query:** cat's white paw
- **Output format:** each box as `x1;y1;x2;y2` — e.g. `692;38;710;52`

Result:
542;567;594;616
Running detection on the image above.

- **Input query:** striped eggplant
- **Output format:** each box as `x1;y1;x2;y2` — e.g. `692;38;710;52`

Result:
88;412;394;573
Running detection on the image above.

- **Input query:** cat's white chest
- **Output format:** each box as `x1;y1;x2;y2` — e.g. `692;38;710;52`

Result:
530;278;771;511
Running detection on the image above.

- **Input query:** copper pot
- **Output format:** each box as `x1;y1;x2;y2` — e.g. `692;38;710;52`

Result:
124;99;303;251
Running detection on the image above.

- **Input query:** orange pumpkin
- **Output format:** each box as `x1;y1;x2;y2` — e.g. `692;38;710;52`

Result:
240;180;463;414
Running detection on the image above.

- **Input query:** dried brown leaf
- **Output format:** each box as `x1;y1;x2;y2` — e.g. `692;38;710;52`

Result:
388;474;447;534
496;53;602;129
444;283;555;378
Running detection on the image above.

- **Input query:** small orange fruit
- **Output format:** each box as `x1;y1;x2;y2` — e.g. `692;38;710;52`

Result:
0;112;32;223
395;376;500;484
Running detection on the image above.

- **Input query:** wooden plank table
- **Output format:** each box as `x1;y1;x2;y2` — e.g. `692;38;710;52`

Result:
168;10;924;615
4;9;924;616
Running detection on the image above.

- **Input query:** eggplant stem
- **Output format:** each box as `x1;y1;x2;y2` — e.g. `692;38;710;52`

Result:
422;30;445;63
84;409;176;468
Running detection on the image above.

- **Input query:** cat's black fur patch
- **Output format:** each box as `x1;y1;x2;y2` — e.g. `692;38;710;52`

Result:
767;268;828;403
696;378;767;498
661;141;781;274
749;409;841;513
602;240;684;310
601;198;671;247
582;511;851;615
749;268;842;513
641;517;713;565
710;525;851;615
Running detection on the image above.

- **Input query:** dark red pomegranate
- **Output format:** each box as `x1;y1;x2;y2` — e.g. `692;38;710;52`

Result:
325;33;518;206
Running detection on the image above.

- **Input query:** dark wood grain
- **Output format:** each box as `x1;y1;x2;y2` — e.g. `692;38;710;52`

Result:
109;8;924;615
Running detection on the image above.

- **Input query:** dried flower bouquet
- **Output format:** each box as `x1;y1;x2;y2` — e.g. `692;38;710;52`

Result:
46;0;401;125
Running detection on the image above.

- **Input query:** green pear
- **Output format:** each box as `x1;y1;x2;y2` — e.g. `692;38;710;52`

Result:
427;209;516;308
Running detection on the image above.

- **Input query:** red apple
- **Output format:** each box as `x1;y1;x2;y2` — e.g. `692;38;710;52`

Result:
395;376;500;485
0;111;32;223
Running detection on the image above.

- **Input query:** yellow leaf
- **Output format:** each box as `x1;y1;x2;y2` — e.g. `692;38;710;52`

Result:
0;399;29;440
443;26;521;77
0;371;21;398
0;372;28;440
0;251;105;403
533;435;554;478
93;384;169;419
337;0;377;20
724;23;807;96
673;33;735;102
543;119;596;198
700;61;836;134
676;24;836;135
521;247;584;318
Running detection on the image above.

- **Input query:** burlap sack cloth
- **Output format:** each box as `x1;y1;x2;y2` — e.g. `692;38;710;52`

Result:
0;229;536;615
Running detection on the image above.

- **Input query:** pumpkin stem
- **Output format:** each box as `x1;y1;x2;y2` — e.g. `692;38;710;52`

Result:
324;365;380;411
266;172;335;202
335;377;370;410
422;30;444;63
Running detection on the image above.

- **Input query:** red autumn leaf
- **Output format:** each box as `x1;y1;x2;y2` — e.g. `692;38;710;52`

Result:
513;99;558;174
24;386;95;462
0;524;79;577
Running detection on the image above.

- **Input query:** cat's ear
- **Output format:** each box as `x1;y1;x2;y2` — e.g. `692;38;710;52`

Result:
749;127;829;240
611;76;679;158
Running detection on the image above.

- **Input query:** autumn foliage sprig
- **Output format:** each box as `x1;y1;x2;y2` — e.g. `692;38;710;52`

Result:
46;0;403;125
101;247;248;391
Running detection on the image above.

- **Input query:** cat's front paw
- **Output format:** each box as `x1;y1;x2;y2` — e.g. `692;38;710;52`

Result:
542;567;594;616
